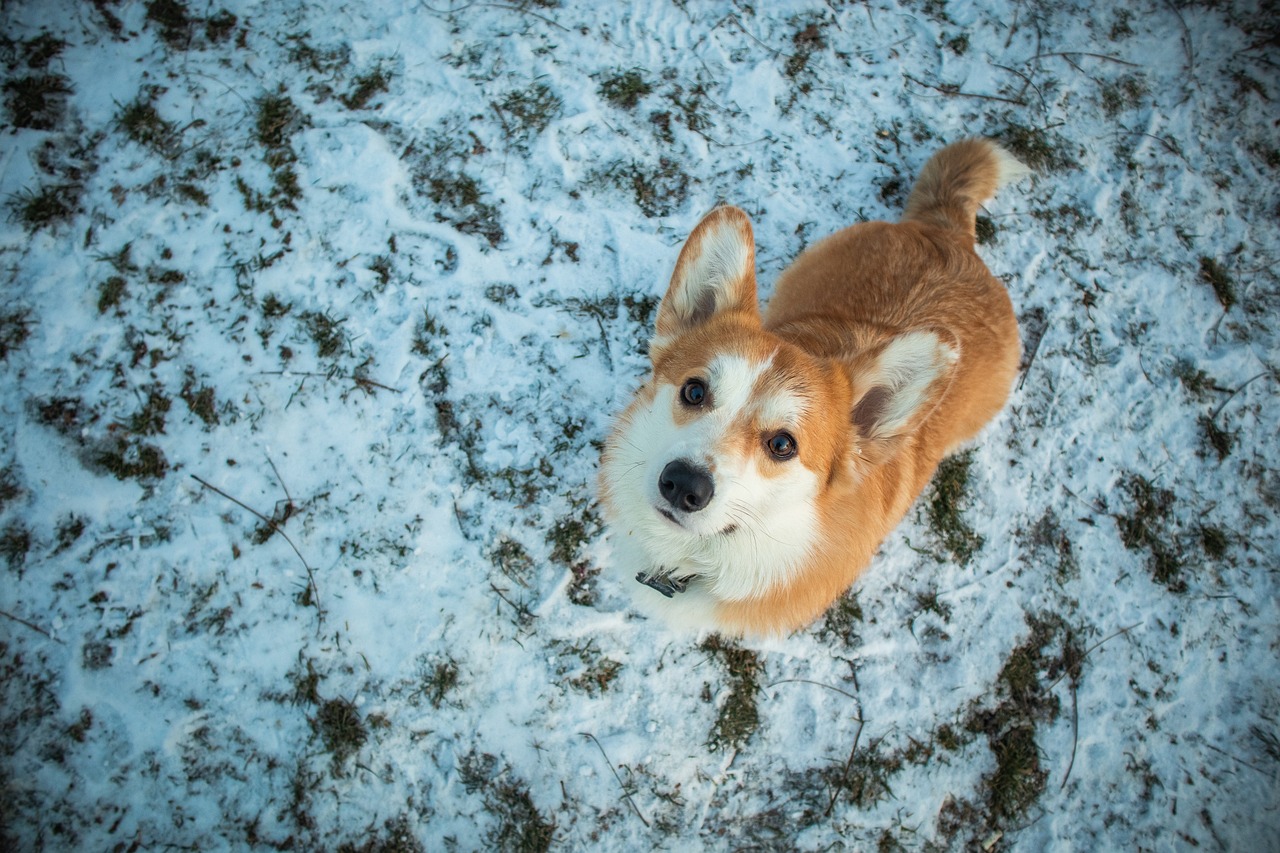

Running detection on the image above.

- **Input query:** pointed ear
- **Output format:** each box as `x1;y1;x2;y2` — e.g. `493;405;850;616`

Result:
849;330;959;447
654;206;759;342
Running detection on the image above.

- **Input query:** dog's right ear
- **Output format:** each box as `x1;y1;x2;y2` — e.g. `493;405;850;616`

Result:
654;206;759;344
845;330;959;462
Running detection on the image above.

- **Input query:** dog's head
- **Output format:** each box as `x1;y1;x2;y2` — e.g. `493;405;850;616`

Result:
602;207;957;600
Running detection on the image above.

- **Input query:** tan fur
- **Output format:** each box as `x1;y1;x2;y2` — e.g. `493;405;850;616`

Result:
601;139;1024;636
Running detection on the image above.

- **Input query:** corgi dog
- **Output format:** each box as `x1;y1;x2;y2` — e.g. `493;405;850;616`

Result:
598;139;1027;637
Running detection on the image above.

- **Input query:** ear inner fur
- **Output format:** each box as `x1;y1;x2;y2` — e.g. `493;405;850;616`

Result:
655;206;758;339
852;386;891;433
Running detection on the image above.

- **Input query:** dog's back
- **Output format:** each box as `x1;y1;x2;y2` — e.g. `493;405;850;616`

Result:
766;139;1025;461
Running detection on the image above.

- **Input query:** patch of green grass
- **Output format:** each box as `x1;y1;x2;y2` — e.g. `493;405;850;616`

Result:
98;242;140;275
242;93;307;216
974;215;996;245
925;450;985;564
489;536;534;585
89;438;170;482
12;32;67;69
986;722;1045;820
146;266;185;287
457;750;554;853
551;639;623;696
1030;203;1093;232
413;311;449;394
97;276;128;314
910;590;953;642
1;521;31;572
417;659;459;709
261;293;292;319
1172;358;1220;399
998;124;1074;172
565;560;601;607
4;73;72;130
493;82;561;143
546;507;601;567
33;395;87;435
593;157;691;218
0;467;20;512
1199;524;1229;560
181;375;219;426
1115;474;1186;592
1198;256;1236;310
1109;9;1135;40
0;310;32;360
1100;74;1147;117
341;65;392;110
312;696;368;763
817;591;864;646
599;69;651;109
785;20;827;80
144;0;235;48
204;9;238;43
300;310;347;358
701;636;764;752
130;386;173;436
82;639;114;670
53;514;86;554
961;614;1081;830
337;815;425;853
8;184;81;232
173;180;209;206
1024;511;1078;582
147;0;194;46
427;172;480;208
424;172;504;246
617;286;656;321
116;94;179;154
828;737;901;810
65;707;94;743
1198;413;1234;461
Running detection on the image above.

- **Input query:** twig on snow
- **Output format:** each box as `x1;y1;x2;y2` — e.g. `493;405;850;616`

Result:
826;718;868;817
1024;51;1139;68
0;608;64;644
903;74;1026;105
581;732;650;827
190;474;324;627
1210;371;1271;422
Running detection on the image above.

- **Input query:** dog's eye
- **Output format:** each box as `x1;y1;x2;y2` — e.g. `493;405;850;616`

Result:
767;432;797;460
681;379;707;407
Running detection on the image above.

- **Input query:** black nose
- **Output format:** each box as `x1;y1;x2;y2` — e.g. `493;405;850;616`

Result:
659;460;714;513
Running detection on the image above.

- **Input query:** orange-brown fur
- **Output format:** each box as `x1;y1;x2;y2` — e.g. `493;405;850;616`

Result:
601;139;1024;636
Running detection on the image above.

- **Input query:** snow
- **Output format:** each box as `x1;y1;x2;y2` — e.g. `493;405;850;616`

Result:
1;0;1277;850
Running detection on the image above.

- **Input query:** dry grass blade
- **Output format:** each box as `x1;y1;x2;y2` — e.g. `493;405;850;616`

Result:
580;732;649;827
189;474;324;627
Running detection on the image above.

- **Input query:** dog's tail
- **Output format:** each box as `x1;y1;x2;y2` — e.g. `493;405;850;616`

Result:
902;138;1028;240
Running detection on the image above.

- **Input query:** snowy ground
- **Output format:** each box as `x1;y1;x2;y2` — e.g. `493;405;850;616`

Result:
1;0;1277;850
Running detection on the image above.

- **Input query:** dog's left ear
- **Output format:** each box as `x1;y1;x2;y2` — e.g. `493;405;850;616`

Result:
846;330;959;458
654;206;759;343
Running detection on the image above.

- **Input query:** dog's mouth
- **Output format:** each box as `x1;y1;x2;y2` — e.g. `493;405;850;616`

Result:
656;506;737;537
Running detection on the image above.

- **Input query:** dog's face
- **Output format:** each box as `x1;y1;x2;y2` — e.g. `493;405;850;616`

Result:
603;324;842;597
601;206;958;601
600;208;846;598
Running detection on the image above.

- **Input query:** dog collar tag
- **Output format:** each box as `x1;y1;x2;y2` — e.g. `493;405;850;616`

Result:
635;571;693;598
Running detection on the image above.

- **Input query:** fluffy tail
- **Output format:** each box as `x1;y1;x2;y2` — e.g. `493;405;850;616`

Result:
902;138;1028;239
